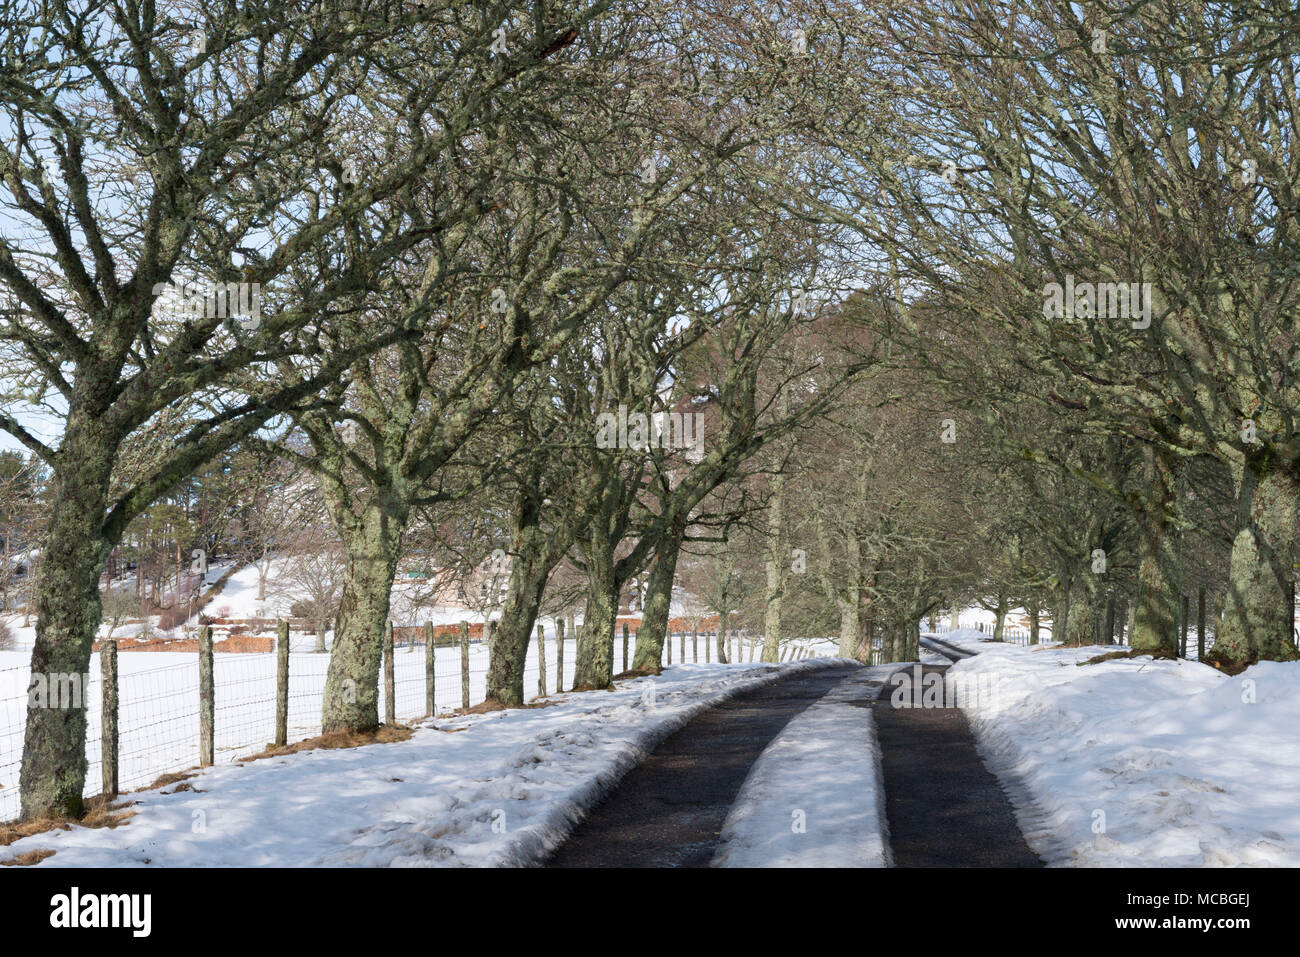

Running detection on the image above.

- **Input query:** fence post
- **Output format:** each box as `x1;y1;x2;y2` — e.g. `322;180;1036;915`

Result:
199;625;214;766
705;631;712;662
275;620;289;747
101;638;118;799
622;622;629;673
566;613;576;690
692;627;698;662
384;619;395;724
537;623;547;697
665;627;671;666
460;621;470;709
556;617;565;694
425;621;436;715
680;630;685;662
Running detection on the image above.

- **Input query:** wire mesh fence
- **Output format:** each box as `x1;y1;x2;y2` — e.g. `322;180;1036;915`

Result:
1;624;819;823
927;618;1229;657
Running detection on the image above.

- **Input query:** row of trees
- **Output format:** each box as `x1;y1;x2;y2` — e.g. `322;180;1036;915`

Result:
3;0;1296;824
0;0;873;820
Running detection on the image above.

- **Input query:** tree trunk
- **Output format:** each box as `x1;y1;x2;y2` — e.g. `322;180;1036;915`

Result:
1131;520;1179;655
19;428;114;821
1131;446;1179;655
573;539;618;691
1052;587;1070;646
837;596;864;661
888;623;904;662
256;546;268;601
1212;459;1300;668
631;527;684;672
1063;572;1100;646
992;591;1007;641
1196;587;1207;661
484;550;551;707
762;471;786;662
321;504;407;733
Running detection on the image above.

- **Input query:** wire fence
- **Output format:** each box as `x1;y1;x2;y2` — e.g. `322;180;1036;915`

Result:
1;625;827;823
927;619;1227;658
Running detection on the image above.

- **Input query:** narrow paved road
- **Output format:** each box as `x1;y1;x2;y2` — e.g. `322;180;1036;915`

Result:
872;658;1043;867
545;664;861;868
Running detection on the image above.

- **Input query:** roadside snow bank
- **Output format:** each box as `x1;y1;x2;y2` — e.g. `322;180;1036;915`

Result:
712;665;893;867
2;660;840;868
949;642;1300;866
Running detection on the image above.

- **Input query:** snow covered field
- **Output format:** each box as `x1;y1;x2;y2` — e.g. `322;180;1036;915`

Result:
943;630;1300;867
1;659;841;867
1;617;833;823
0;633;660;823
713;665;893;867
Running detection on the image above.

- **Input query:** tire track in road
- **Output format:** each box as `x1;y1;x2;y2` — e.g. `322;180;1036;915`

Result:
544;664;862;868
873;647;1043;868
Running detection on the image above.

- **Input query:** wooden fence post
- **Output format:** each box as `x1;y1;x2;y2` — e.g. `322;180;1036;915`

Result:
556;617;565;694
665;628;671;665
199;625;214;766
384;619;395;724
101;638;118;798
692;628;698;662
460;621;471;709
705;631;712;662
622;622;629;673
425;621;436;715
537;623;547;697
275;620;290;746
679;630;685;662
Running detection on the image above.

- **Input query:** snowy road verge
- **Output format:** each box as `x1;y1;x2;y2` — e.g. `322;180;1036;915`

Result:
712;665;894;867
2;660;843;868
944;633;1300;866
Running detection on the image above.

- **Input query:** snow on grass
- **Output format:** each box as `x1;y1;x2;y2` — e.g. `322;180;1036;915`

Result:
1;601;834;824
0;634;658;823
0;659;843;867
712;665;893;868
947;638;1300;867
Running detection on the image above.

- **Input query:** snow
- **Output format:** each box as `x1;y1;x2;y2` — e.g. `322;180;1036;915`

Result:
712;665;893;868
1;569;834;825
945;635;1300;867
0;659;843;867
0;632;658;822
